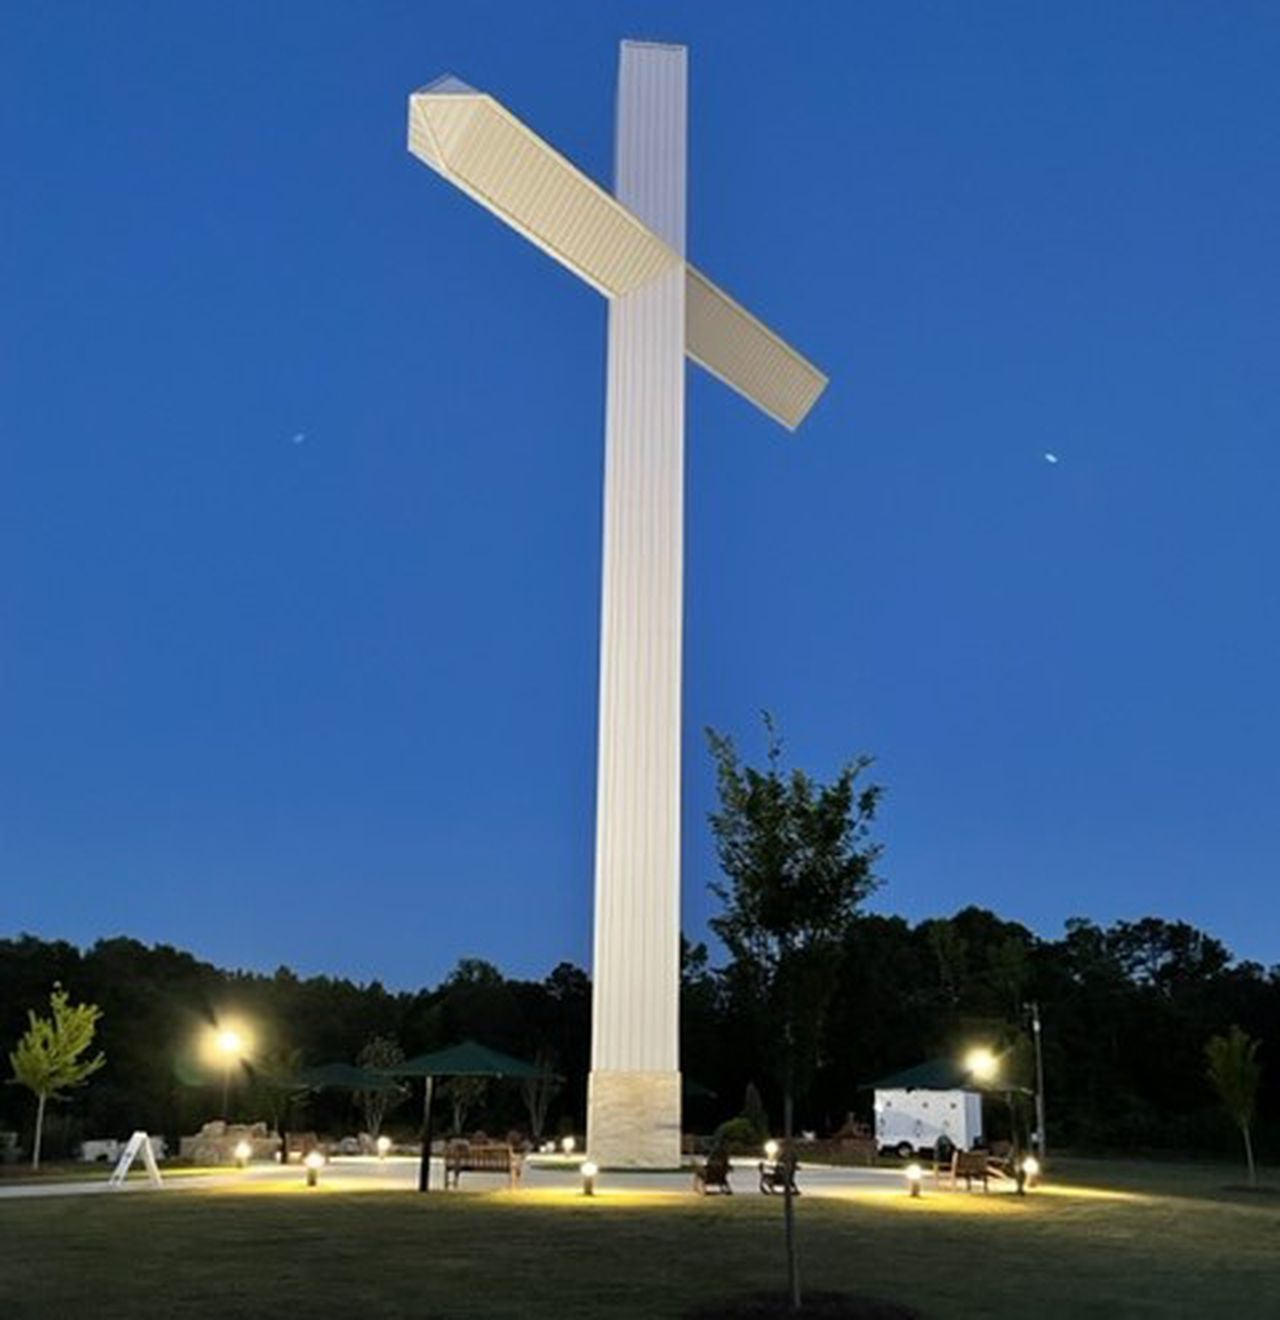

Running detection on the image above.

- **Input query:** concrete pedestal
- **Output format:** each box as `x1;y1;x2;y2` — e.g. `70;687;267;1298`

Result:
587;1069;683;1168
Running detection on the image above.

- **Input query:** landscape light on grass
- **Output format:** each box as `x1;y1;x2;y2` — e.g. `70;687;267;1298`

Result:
233;1140;251;1169
1022;1155;1041;1186
580;1160;598;1197
561;1136;575;1156
376;1135;391;1159
905;1163;923;1198
764;1139;780;1161
304;1150;325;1187
965;1047;998;1082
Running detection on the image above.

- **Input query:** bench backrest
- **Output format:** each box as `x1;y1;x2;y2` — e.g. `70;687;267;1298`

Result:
952;1151;988;1176
704;1150;731;1180
446;1142;516;1167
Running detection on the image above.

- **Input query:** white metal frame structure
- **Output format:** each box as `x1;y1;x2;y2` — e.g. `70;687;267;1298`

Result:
408;41;827;1167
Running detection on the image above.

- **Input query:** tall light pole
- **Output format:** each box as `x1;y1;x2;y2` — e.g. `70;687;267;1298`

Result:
1027;1001;1047;1162
216;1028;243;1119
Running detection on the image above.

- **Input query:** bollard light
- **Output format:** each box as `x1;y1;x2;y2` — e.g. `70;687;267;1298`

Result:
304;1150;325;1188
905;1162;923;1198
580;1160;598;1196
561;1135;576;1156
763;1139;779;1162
376;1135;392;1160
233;1140;252;1169
1021;1155;1040;1187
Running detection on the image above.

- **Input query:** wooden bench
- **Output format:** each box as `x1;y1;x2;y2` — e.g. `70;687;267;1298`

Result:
692;1149;733;1195
443;1140;524;1189
947;1149;990;1192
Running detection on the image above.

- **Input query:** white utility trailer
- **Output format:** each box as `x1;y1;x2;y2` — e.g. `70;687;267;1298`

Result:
874;1086;983;1157
866;1058;990;1157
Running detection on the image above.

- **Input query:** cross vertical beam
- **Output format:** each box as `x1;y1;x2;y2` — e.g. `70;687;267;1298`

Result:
587;40;687;1168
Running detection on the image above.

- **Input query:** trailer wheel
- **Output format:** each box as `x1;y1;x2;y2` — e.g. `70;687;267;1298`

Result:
895;1141;914;1159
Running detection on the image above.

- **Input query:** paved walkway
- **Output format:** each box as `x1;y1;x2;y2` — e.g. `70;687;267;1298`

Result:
0;1155;911;1201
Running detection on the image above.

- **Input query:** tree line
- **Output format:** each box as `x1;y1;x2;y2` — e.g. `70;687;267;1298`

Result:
1;908;1273;1163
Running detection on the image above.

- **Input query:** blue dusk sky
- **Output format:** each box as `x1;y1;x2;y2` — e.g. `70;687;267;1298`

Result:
3;2;1278;987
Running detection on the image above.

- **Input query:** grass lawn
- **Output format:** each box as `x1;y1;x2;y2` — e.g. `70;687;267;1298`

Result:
0;1160;1275;1319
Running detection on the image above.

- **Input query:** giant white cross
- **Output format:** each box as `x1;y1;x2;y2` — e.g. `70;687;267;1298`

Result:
408;40;827;1166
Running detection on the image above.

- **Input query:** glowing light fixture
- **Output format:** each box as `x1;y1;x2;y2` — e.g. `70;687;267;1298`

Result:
561;1136;576;1156
204;1023;253;1119
1021;1155;1041;1186
905;1162;923;1198
580;1160;598;1197
376;1135;392;1159
763;1139;780;1162
233;1140;252;1169
964;1048;998;1083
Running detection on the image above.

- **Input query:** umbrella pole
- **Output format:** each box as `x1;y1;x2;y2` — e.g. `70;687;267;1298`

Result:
418;1075;435;1193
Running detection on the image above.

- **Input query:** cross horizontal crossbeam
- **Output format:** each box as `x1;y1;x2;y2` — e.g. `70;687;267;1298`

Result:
408;78;827;430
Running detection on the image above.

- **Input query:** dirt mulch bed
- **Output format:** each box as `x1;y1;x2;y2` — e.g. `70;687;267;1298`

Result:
687;1291;923;1319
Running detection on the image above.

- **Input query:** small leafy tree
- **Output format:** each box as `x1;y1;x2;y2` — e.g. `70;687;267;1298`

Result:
519;1049;561;1141
707;716;882;1312
1205;1027;1261;1186
8;985;106;1169
440;1075;488;1135
742;1082;770;1142
246;1046;305;1152
356;1035;407;1137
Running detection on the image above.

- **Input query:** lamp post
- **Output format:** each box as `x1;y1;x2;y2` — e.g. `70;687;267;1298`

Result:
215;1029;243;1119
1026;1000;1047;1163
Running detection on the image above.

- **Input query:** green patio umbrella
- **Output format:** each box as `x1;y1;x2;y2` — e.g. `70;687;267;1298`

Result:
257;1062;404;1162
387;1040;553;1080
294;1062;403;1093
380;1040;557;1192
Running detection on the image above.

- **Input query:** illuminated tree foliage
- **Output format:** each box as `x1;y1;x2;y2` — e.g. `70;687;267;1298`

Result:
706;715;882;1313
8;984;105;1169
1206;1026;1262;1186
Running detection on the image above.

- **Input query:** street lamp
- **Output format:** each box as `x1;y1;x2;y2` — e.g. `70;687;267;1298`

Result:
964;1047;998;1084
214;1028;244;1119
1026;1000;1047;1163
